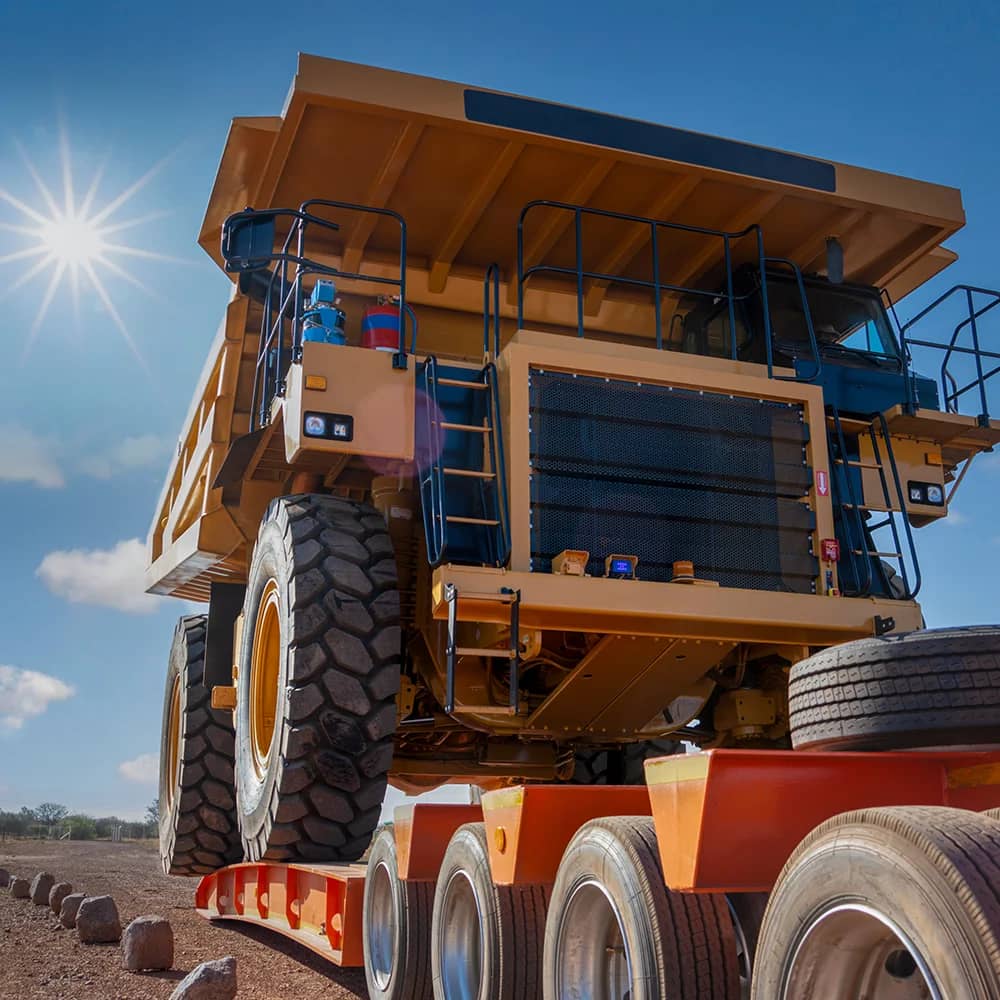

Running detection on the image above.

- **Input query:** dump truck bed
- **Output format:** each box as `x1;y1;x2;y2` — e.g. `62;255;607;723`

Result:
148;54;965;599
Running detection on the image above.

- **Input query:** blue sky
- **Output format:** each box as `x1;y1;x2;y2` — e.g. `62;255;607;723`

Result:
1;0;999;818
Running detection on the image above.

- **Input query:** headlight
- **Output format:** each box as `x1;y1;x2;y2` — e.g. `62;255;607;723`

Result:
907;480;945;506
304;414;326;437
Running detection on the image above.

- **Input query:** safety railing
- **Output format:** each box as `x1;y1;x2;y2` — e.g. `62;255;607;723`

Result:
221;199;411;429
483;263;501;359
418;356;447;566
897;285;1000;424
515;200;820;381
828;408;921;601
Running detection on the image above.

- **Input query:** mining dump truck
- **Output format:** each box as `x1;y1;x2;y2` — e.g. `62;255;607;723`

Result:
149;55;1000;998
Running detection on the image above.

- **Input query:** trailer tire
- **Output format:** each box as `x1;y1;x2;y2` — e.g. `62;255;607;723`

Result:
235;494;401;863
543;816;740;1000
364;827;433;1000
158;615;241;875
751;806;1000;999
431;822;547;1000
572;738;681;784
788;626;1000;750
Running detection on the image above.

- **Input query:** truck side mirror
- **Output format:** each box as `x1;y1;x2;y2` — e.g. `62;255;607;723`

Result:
222;211;277;272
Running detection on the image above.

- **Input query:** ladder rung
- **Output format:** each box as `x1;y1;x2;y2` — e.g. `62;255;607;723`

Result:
454;647;518;659
443;468;496;479
441;422;492;433
446;515;500;526
437;377;488;389
853;550;903;559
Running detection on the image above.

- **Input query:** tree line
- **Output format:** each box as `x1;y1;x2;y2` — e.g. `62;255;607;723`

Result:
0;800;158;841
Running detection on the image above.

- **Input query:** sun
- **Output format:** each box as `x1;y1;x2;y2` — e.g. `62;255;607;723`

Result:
39;216;104;265
0;125;179;366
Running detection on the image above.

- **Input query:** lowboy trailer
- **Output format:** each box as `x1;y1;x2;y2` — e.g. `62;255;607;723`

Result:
150;55;1000;997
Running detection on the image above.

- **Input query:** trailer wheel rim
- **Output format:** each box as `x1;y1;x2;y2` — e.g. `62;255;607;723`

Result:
368;859;397;991
438;869;484;999
782;901;941;1000
249;579;281;779
164;674;182;811
555;878;632;1000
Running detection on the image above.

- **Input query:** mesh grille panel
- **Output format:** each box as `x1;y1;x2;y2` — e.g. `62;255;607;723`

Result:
529;369;816;592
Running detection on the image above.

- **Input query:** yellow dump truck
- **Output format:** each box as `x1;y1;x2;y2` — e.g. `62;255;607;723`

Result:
151;56;1000;997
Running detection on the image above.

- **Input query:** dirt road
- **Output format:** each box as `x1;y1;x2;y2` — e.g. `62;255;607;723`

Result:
0;840;369;999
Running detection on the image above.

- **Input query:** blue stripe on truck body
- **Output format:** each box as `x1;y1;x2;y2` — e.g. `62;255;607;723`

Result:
463;89;836;193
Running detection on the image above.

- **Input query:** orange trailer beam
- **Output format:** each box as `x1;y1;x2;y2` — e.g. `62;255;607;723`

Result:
644;748;1000;892
196;861;367;966
478;749;1000;893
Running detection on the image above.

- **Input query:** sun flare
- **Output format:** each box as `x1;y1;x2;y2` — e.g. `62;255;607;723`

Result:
39;215;104;265
0;126;179;366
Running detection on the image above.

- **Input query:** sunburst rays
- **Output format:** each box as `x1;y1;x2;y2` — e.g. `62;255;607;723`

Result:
0;123;181;366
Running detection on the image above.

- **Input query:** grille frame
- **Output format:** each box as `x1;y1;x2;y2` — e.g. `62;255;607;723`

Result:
527;366;818;594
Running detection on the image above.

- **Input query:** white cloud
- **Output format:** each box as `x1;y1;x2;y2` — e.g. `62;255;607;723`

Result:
0;665;74;730
0;424;64;488
36;537;160;614
79;435;173;480
944;509;967;527
119;752;159;784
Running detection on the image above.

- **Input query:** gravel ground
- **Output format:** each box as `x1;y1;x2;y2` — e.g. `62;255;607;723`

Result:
0;840;369;999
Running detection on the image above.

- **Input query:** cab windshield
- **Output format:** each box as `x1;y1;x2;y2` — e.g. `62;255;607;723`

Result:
764;275;901;361
676;272;902;367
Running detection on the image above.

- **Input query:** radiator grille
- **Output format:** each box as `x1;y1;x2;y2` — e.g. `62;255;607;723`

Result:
528;369;817;592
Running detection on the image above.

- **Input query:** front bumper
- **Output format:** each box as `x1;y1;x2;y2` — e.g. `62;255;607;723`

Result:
432;564;922;646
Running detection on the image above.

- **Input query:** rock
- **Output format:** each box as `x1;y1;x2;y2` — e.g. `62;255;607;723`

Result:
169;957;237;1000
49;881;74;914
30;872;55;905
122;915;174;972
10;877;30;899
59;892;86;928
0;868;9;888
76;895;122;943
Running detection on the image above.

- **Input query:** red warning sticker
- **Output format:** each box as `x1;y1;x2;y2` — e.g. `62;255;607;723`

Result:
816;470;830;497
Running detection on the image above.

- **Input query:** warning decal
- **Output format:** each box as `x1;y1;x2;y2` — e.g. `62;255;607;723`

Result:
816;470;830;497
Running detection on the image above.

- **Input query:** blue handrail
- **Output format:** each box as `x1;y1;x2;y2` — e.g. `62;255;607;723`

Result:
221;199;410;429
514;200;819;381
483;263;501;359
897;284;1000;424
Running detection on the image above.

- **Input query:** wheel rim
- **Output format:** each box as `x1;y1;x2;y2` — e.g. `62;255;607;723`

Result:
438;869;484;1000
783;901;941;999
164;674;182;810
368;860;397;992
555;879;632;1000
249;579;281;778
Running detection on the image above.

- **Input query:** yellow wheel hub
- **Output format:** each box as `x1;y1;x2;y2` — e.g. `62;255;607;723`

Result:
165;674;181;811
249;579;282;778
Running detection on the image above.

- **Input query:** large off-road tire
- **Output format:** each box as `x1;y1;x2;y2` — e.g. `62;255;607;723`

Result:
235;494;401;862
789;626;1000;751
431;822;548;1000
572;738;681;784
752;806;1000;999
544;817;739;999
364;826;434;1000
158;615;241;875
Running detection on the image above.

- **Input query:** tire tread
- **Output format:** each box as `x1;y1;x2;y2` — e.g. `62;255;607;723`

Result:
160;615;241;876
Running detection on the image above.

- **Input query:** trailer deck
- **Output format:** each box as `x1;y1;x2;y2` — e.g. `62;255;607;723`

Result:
195;747;1000;967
